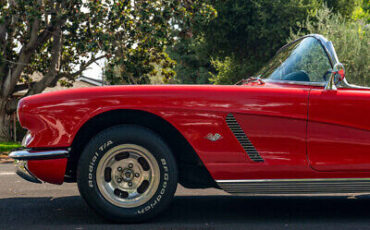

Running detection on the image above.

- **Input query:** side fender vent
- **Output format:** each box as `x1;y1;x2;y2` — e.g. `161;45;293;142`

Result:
225;113;264;162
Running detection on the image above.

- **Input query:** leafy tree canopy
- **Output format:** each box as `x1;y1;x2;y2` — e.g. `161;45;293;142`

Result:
324;0;363;19
0;0;215;141
171;0;322;84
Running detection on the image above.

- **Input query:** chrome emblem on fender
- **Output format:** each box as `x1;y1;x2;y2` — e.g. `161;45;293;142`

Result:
205;133;222;142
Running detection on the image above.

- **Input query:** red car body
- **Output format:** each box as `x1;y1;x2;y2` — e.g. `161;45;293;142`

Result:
17;81;370;185
9;34;370;222
9;34;370;203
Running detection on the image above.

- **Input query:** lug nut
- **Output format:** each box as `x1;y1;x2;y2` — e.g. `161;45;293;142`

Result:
128;163;133;168
117;178;123;183
117;167;123;172
128;182;133;187
135;173;140;178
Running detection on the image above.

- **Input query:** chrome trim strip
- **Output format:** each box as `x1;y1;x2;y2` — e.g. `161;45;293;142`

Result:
217;178;370;195
266;79;370;90
342;78;370;89
265;79;326;87
9;149;69;160
217;178;370;183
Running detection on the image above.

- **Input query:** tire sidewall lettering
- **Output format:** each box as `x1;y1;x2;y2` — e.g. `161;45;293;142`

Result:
78;125;178;222
86;139;170;215
88;140;113;188
137;158;169;215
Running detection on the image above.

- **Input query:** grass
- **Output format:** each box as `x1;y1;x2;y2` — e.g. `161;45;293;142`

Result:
0;142;21;154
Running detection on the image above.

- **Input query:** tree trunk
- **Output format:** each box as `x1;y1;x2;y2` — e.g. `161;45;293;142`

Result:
0;102;11;142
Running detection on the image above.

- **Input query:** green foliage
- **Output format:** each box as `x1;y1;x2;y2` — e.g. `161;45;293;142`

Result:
205;0;320;61
168;37;213;84
0;0;215;141
290;5;370;87
0;1;215;89
324;0;363;19
104;50;177;85
210;56;255;85
172;0;322;84
352;0;370;23
209;57;234;85
0;142;20;154
166;1;217;84
103;1;216;85
172;0;369;85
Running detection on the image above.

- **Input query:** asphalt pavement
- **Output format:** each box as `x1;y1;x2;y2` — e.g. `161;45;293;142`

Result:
2;163;370;230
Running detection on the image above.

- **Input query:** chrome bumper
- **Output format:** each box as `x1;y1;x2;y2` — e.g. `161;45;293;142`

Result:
15;160;42;184
9;149;69;160
9;149;70;184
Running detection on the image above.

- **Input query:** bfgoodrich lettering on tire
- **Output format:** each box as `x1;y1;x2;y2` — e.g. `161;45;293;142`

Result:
77;125;178;222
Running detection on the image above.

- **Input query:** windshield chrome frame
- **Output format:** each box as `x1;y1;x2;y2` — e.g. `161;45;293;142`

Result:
274;34;335;68
265;79;326;87
264;34;369;89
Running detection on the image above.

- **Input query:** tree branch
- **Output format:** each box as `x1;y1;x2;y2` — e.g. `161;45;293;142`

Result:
0;20;10;50
26;27;63;96
26;12;41;51
0;0;17;52
2;14;66;99
13;82;36;93
58;55;107;80
0;1;19;85
5;98;18;114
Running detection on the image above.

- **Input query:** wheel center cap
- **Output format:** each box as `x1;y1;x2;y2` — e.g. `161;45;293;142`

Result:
122;168;134;181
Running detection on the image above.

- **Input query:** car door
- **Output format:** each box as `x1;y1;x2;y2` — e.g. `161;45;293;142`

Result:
233;85;310;167
228;36;331;176
308;88;370;171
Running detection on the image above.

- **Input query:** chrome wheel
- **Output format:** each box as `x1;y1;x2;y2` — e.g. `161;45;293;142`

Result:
96;144;160;208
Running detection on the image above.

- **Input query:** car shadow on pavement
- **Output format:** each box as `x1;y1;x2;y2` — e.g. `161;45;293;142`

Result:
1;195;370;228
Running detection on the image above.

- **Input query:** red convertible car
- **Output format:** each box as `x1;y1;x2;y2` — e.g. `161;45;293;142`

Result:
9;34;370;222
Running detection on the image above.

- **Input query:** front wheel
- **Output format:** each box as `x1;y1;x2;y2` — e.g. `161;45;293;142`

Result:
77;125;178;222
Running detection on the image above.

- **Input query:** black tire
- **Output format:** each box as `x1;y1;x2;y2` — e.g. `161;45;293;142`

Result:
77;125;178;222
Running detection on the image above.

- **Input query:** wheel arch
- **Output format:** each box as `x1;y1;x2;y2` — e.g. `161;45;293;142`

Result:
66;109;217;189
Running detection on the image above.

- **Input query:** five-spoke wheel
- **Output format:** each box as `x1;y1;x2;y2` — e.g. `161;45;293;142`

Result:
96;144;160;208
77;125;177;222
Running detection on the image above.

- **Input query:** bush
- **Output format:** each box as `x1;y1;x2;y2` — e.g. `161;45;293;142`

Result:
209;56;258;85
168;37;212;84
324;0;363;19
0;142;21;154
289;5;369;87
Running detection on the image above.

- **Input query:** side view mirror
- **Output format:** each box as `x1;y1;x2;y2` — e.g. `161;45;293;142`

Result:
325;63;345;90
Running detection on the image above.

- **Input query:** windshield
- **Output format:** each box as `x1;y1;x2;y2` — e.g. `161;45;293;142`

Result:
258;37;332;83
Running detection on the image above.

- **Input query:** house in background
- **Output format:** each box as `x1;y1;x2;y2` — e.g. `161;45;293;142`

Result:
10;74;107;142
13;74;105;97
43;75;106;92
77;76;105;87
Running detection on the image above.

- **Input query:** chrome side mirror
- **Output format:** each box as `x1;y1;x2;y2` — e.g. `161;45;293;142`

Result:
325;63;345;90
